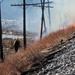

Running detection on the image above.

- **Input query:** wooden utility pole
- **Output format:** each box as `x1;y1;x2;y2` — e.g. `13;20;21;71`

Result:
23;0;26;48
0;4;3;61
47;0;51;32
40;0;53;39
11;0;26;48
11;0;53;46
40;0;45;39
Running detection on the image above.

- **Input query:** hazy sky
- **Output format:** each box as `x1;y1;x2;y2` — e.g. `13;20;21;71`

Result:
1;0;75;33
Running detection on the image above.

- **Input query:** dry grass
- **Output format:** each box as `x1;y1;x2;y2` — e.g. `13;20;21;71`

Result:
0;24;75;75
25;23;75;51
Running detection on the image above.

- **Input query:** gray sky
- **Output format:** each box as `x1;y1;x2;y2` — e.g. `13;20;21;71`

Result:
1;0;75;33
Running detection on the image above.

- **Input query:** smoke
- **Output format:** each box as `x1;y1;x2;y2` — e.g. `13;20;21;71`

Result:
34;27;40;41
2;0;75;36
34;34;40;41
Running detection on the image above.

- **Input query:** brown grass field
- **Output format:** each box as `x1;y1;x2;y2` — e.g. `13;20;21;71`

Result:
0;24;75;75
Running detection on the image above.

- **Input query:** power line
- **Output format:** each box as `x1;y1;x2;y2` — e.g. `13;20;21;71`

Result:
11;0;26;48
40;0;53;39
11;0;53;47
11;1;53;6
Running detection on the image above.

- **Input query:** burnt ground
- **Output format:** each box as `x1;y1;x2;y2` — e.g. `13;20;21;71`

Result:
21;35;75;75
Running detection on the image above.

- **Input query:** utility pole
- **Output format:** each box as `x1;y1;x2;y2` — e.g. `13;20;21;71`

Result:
11;0;53;46
11;0;26;48
40;0;53;39
40;0;45;39
23;0;26;48
47;0;51;32
0;0;4;62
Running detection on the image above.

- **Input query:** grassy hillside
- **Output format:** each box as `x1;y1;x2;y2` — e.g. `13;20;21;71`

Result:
0;24;75;75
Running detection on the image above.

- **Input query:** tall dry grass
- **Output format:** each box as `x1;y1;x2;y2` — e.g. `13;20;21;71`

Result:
0;24;75;75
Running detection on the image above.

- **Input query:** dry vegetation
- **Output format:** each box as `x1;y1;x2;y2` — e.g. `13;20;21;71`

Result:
0;24;75;75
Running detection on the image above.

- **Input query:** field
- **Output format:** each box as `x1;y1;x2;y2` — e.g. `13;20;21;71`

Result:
0;24;75;75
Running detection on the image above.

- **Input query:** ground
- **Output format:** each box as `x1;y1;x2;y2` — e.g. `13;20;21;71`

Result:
0;24;75;75
2;31;35;59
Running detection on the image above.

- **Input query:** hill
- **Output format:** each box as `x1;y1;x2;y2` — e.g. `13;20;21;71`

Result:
0;24;75;75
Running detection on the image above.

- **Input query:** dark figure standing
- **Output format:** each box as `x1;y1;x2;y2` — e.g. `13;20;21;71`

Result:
13;38;20;52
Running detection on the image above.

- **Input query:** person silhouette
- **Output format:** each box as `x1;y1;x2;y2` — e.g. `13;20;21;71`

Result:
13;38;20;52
